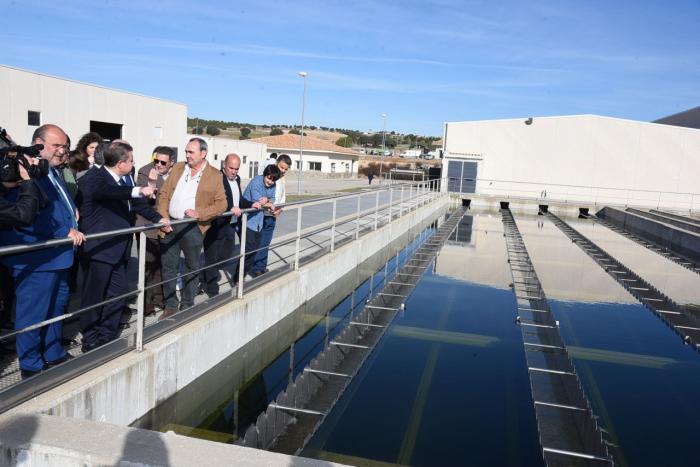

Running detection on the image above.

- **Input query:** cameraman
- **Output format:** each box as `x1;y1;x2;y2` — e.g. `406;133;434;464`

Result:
0;157;43;229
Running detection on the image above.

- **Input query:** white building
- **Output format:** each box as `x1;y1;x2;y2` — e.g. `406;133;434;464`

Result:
251;134;360;176
442;114;700;211
185;134;268;180
0;64;187;169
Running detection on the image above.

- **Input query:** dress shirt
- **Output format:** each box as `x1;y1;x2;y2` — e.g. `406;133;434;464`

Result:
104;167;141;198
168;163;205;219
226;177;241;224
243;175;276;232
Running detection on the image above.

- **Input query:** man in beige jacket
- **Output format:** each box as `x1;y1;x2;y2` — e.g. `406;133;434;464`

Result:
157;138;226;318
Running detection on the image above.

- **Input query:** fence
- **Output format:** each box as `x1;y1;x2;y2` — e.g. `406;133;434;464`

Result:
0;179;445;408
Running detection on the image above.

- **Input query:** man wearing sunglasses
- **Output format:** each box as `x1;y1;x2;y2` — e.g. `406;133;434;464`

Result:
136;147;176;315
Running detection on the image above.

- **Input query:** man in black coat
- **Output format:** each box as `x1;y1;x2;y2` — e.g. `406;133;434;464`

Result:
77;142;170;351
201;153;262;296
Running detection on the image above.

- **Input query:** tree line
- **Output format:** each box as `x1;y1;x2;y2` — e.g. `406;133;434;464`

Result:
187;117;440;148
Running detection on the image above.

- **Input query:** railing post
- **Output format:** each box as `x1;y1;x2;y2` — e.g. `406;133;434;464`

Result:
237;214;247;299
400;186;404;217
135;231;147;352
374;190;379;230
294;205;303;270
330;199;337;252
388;186;393;221
355;195;361;240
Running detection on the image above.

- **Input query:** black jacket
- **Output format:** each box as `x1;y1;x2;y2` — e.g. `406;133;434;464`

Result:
208;171;255;236
77;166;161;264
0;180;44;229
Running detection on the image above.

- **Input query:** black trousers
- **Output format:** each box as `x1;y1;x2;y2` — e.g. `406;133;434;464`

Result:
80;257;128;346
202;224;238;295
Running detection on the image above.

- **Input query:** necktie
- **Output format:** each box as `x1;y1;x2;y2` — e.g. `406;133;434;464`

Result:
120;177;132;212
49;168;77;228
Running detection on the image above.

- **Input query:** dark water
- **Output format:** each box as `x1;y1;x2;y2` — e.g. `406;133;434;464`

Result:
137;210;700;467
302;214;544;466
517;214;700;467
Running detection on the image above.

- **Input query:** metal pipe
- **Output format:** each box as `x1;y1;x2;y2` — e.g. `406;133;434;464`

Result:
135;231;147;352
237;215;247;299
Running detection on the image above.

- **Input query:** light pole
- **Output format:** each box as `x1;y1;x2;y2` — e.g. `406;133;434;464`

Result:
379;113;387;184
297;71;308;194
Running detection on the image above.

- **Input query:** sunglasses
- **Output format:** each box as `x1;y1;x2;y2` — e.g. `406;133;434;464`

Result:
154;159;170;166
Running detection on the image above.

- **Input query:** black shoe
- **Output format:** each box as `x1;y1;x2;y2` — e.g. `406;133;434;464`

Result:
21;365;46;379
196;284;205;295
81;342;100;353
46;354;74;368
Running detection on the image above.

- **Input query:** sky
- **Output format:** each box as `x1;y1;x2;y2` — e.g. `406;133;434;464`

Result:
2;0;699;136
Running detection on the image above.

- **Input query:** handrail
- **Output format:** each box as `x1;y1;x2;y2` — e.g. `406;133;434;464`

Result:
0;181;420;257
0;179;443;347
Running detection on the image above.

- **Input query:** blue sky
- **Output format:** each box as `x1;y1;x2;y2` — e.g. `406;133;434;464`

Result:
2;0;699;136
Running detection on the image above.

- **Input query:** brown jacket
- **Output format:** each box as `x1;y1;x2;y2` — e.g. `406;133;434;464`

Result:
157;161;226;235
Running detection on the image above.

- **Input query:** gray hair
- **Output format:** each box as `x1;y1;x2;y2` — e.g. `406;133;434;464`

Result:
188;137;208;152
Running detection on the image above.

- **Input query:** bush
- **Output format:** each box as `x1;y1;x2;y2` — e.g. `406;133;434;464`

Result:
270;128;284;136
205;125;220;136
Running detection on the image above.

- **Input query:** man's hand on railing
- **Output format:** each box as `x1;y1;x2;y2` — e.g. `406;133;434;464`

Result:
231;206;243;217
67;228;86;246
160;217;173;233
184;209;199;219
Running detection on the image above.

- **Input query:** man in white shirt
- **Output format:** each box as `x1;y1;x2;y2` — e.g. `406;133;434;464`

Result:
157;138;226;317
250;154;290;277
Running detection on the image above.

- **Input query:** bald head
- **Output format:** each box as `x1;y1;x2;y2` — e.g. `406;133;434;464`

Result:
223;153;241;181
32;124;68;167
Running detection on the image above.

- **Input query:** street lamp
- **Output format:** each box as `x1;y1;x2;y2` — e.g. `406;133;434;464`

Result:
379;113;387;184
297;71;308;194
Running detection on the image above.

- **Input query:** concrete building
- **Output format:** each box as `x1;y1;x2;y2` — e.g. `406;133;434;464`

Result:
441;114;700;211
251;134;360;176
0;64;187;169
185;134;268;179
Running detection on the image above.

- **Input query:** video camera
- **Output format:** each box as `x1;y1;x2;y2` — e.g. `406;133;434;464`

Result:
0;127;49;182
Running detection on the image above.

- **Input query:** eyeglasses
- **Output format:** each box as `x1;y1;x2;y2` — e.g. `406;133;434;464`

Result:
155;159;170;166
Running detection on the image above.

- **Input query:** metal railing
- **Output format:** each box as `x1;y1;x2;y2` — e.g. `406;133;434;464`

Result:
444;177;700;211
0;179;445;389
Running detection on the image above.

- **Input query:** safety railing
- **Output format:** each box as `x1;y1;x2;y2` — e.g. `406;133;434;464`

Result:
0;178;445;395
444;177;700;212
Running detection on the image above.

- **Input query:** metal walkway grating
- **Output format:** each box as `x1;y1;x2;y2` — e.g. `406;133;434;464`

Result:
237;207;468;455
548;212;700;353
501;209;614;467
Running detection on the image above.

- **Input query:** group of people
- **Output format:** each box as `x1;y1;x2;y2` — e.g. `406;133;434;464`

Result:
0;123;291;378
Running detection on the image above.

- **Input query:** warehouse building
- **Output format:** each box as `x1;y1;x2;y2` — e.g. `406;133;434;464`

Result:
0;64;187;169
441;114;700;211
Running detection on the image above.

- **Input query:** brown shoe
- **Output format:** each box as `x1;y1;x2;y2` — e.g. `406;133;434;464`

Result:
144;304;157;316
159;308;177;321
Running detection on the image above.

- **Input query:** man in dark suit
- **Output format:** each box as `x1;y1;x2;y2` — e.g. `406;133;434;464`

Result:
0;124;86;378
201;153;261;296
77;141;169;352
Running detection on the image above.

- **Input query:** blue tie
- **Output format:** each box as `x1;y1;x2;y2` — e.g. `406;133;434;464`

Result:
120;176;132;211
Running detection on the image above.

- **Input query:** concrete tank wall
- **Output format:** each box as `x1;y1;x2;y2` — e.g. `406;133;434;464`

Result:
7;196;449;428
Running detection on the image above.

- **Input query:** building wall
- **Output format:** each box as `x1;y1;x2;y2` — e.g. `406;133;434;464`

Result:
265;148;358;175
443;115;700;210
185;134;267;180
0;65;187;170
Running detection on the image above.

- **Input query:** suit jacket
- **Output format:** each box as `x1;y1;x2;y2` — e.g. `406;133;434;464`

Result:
78;166;161;264
209;171;254;238
157;162;227;235
0;174;76;272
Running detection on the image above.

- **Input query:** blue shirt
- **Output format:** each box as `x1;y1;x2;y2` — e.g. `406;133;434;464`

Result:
243;175;276;232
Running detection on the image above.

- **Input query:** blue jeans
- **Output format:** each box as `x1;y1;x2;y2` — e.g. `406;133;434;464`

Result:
251;216;276;274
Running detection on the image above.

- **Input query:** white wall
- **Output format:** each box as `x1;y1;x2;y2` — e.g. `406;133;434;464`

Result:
266;148;358;175
0;65;187;170
185;134;267;180
443;115;700;210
